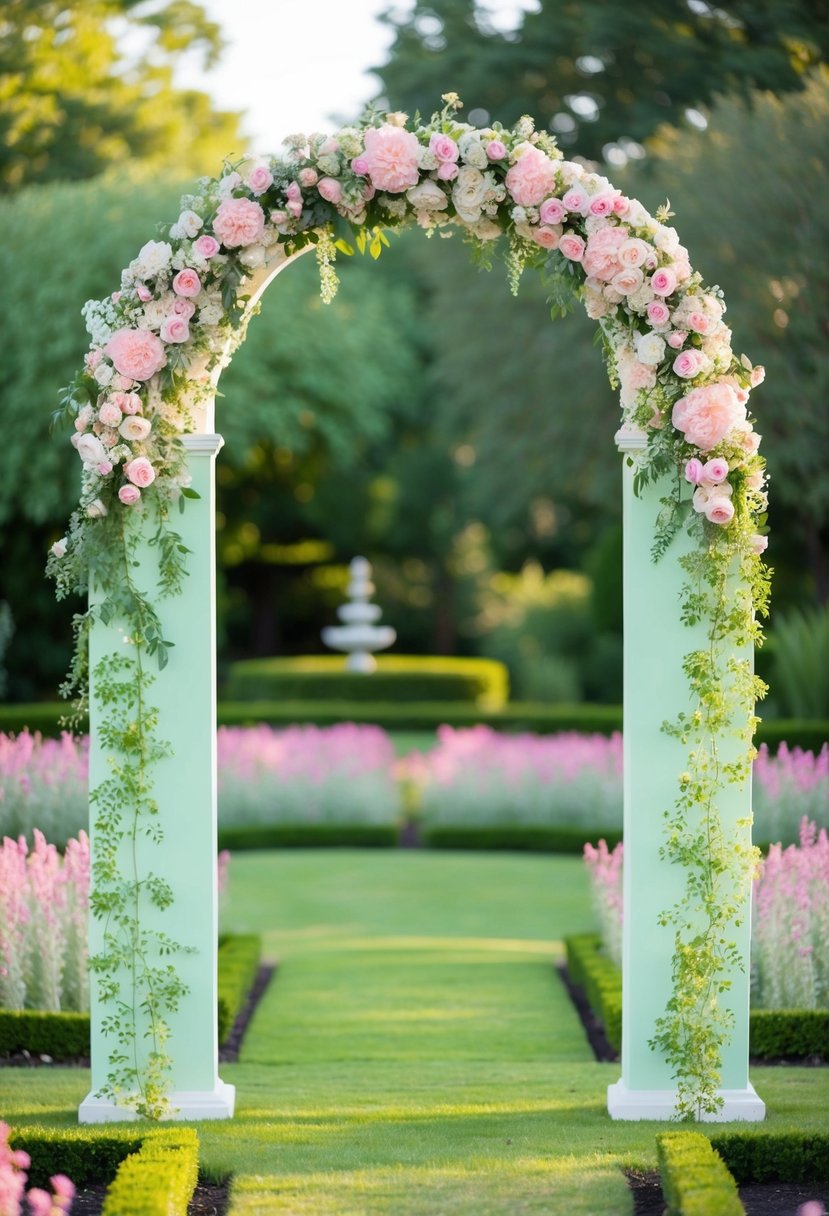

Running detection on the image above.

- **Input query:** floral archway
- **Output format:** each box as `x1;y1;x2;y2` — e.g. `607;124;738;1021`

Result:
50;95;769;1122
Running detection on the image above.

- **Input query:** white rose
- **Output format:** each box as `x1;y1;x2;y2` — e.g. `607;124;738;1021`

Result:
634;332;667;366
93;362;114;387
417;147;439;171
51;538;67;559
653;225;680;253
170;209;203;239
624;200;651;229
458;133;488;169
119;415;152;441
198;302;225;326
87;498;108;518
406;180;449;212
131;240;173;280
452;166;488;222
217;172;242;197
76;433;107;464
239;244;266;268
142;297;172;329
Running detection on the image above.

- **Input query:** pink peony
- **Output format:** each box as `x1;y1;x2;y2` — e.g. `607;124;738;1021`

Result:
673;349;707;379
429;133;459;163
160;315;190;344
247;164;273;195
172;269;201;298
118;484;141;505
703;457;729;484
505;146;558;206
361;124;421;193
685;458;705;485
212;196;265;248
539;197;567;225
194;234;220;259
704;496;735;525
646;300;671;326
559;232;586;261
317;176;343;204
98;402;122;427
671;382;747;451
124;457;156;488
650;266;678;296
486;139;507;160
106;328;166;382
583;225;629;282
111;391;142;415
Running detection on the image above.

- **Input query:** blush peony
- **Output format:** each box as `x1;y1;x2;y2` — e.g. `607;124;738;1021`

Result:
212;197;265;248
505;145;558;206
361;124;421;193
106;328;166;382
671;383;747;451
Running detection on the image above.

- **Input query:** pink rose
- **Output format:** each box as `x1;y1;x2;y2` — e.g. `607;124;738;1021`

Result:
558;232;586;261
650;267;678;296
85;349;103;372
172;297;196;319
298;167;318;187
684;458;705;485
539;197;567;225
673;349;706;379
562;186;589;214
118;484;142;505
212;196;265;248
623;361;656;393
111;391;142;415
172;268;201;298
351;155;369;176
703;457;729;484
529;225;560;249
619;238;650;269
361;124;421;193
588;191;617;217
194;234;220;259
704;496;735;525
429;133;459;163
135;284;153;302
486;139;507;160
160;315;190;344
97;461;113;476
124;457;156;488
247;164;274;195
119;415;152;441
270;209;288;226
613;195;631;215
105;328;166;382
583;225;629;281
750;534;768;555
318;176;343;204
436;161;458;181
667;331;687;349
687;310;711;334
286;198;302;218
505;145;558;206
646;300;671;326
671;383;747;451
98;402;122;427
611;267;644;294
285;182;302;202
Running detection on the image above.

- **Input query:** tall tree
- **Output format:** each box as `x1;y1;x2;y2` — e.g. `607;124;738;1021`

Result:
375;0;828;161
0;0;244;191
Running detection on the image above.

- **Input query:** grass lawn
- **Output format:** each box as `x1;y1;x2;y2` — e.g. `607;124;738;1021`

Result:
3;849;828;1214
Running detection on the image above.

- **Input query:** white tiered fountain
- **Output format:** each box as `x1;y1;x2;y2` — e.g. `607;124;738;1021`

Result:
321;556;396;673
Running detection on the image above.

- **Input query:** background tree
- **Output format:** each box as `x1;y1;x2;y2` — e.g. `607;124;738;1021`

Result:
0;0;244;191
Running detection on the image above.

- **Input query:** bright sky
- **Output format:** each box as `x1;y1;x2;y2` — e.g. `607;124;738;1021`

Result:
174;0;539;153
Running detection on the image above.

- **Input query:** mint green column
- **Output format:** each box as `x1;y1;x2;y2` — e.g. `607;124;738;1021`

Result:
607;428;764;1121
79;433;235;1122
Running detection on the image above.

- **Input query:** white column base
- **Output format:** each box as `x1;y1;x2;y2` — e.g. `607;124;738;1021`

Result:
607;1079;765;1122
79;1080;235;1123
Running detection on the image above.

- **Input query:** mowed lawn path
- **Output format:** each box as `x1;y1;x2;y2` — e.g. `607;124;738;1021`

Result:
4;850;829;1214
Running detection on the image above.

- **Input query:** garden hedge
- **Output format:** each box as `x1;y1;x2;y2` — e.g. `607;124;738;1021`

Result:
217;823;399;851
563;933;622;1052
709;1131;829;1184
0;933;262;1059
656;1131;744;1216
102;1129;199;1216
564;934;828;1062
223;654;509;708
9;1127;146;1188
422;825;623;855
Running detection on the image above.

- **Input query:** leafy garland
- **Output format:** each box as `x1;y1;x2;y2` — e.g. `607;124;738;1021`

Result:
49;95;769;1118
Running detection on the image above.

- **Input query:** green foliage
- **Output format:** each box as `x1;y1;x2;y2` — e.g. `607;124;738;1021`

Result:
423;826;622;855
766;605;829;717
216;934;261;1044
564;933;622;1052
710;1131;829;1184
224;654;508;707
375;0;827;162
102;1128;199;1216
217;824;399;852
0;1;243;192
0;1009;90;1058
656;1131;744;1216
749;1009;829;1060
0;602;12;699
9;1127;145;1188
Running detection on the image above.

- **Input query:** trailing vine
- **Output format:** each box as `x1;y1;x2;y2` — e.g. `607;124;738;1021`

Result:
48;95;769;1117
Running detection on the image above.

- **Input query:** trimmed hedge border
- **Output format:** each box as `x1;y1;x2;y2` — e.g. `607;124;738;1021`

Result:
3;700;825;747
224;654;509;708
656;1131;744;1216
564;933;622;1053
422;825;623;855
1;933;262;1060
9;1127;144;1189
563;934;829;1062
102;1128;199;1216
710;1131;829;1184
217;823;399;851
